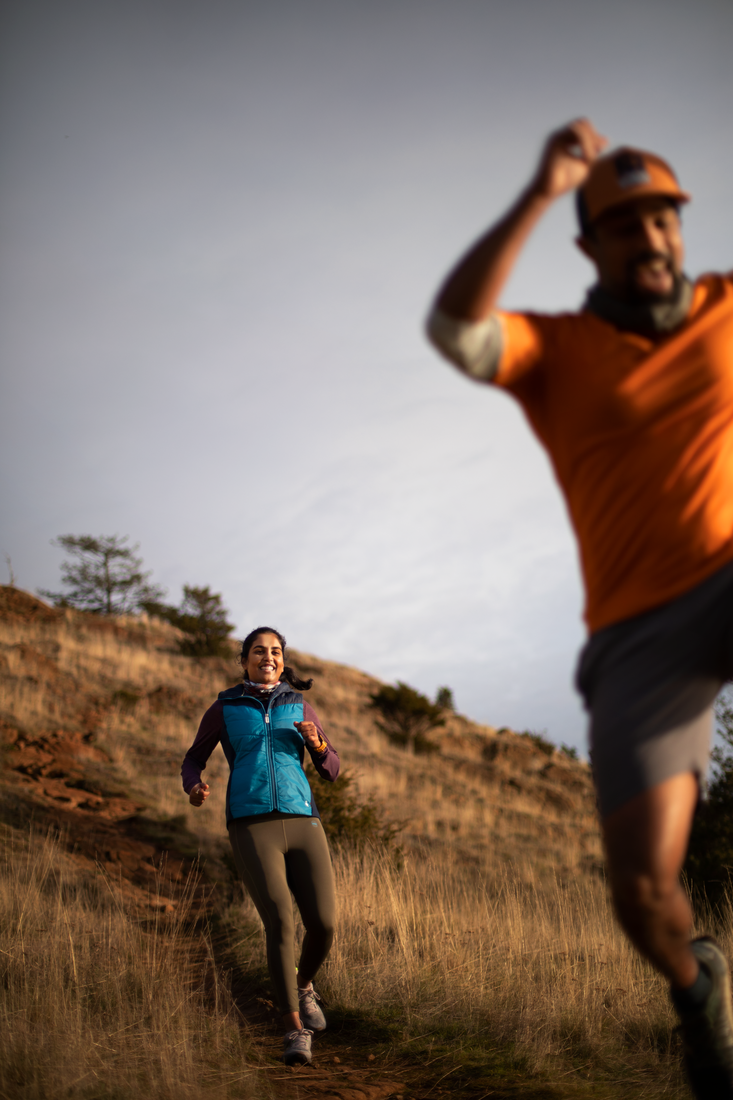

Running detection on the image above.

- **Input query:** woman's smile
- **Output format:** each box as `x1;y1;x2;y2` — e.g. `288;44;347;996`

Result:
243;632;285;683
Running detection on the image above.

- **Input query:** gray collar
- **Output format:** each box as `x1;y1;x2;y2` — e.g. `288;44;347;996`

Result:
584;276;694;339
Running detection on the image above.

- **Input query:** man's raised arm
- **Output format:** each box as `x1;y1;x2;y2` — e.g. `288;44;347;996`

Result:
434;119;607;320
427;119;607;379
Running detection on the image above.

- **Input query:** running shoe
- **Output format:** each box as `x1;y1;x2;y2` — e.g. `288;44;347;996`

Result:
298;983;327;1031
282;1028;313;1066
675;936;733;1099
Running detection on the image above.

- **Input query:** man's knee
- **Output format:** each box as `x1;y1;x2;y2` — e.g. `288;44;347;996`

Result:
609;866;681;928
601;773;699;929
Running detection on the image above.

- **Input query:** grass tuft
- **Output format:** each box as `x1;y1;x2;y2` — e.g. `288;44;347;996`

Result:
0;825;264;1100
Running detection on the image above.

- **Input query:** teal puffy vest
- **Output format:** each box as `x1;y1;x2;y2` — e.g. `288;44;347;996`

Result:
218;684;316;823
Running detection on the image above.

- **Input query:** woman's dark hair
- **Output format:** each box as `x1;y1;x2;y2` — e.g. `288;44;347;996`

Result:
239;626;313;691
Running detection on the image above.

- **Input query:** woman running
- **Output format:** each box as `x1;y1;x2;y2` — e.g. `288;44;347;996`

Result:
181;626;340;1066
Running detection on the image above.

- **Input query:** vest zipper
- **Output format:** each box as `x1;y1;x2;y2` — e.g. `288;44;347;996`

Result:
243;693;277;812
264;695;278;811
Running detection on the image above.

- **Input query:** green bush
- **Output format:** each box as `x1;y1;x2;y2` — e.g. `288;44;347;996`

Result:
519;730;555;757
144;585;235;657
559;743;579;761
435;686;455;711
307;765;402;853
368;681;445;755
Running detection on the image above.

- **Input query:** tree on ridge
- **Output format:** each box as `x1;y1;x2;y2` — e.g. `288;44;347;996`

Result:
144;585;235;658
435;685;455;711
40;534;164;615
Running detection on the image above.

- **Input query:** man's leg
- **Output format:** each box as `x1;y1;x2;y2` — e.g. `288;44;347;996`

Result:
602;771;699;989
603;770;733;1098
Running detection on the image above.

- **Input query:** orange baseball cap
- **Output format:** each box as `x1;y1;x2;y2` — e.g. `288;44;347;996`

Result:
577;147;691;232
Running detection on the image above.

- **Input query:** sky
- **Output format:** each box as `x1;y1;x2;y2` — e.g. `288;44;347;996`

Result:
2;0;732;752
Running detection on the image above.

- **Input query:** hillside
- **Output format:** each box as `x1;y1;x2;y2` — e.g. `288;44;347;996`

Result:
1;586;690;1100
0;584;600;881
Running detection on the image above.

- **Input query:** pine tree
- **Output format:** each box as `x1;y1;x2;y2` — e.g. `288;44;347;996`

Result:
40;534;164;615
144;585;235;657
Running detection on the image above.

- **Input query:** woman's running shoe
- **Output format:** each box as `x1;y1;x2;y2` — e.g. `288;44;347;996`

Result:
298;983;327;1031
282;1028;313;1066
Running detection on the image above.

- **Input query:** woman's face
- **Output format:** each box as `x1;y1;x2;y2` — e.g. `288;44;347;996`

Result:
242;632;285;684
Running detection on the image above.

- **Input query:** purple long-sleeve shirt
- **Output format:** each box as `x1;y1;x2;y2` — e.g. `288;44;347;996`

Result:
181;696;340;795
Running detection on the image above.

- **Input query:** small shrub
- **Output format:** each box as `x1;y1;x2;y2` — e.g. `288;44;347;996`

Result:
144;585;235;657
559;743;579;761
112;689;141;713
307;765;403;853
519;730;555;757
368;681;445;755
435;686;455;711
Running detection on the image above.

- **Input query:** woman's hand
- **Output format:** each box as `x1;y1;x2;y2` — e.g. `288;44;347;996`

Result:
294;721;324;752
189;782;210;807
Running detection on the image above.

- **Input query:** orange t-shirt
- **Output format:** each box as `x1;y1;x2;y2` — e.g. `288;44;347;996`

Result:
492;273;733;633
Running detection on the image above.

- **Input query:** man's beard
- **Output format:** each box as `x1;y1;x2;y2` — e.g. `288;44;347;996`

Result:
624;250;684;306
585;272;693;338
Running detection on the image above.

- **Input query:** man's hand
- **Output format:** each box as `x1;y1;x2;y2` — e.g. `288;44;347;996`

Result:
530;118;608;201
432;118;608;322
189;782;210;807
294;721;324;751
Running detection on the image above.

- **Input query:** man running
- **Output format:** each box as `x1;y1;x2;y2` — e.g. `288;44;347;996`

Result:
426;118;733;1098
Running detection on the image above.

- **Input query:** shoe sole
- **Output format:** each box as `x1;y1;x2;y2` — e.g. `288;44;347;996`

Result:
681;936;733;1098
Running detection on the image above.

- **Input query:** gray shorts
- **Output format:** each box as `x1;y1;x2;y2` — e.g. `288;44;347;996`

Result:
576;561;733;819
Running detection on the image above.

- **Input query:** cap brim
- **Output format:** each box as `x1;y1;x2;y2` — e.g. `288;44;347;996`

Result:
592;187;691;224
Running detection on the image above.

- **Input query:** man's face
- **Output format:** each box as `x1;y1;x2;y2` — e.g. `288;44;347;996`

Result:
577;197;685;303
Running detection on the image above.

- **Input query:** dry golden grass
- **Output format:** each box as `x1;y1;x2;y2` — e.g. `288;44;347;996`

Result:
220;837;699;1096
0;589;717;1095
0;825;264;1100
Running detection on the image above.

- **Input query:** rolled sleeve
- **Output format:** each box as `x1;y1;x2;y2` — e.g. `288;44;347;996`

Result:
425;307;503;381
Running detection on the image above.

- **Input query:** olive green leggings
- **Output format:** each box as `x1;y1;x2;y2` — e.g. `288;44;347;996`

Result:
228;813;336;1015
